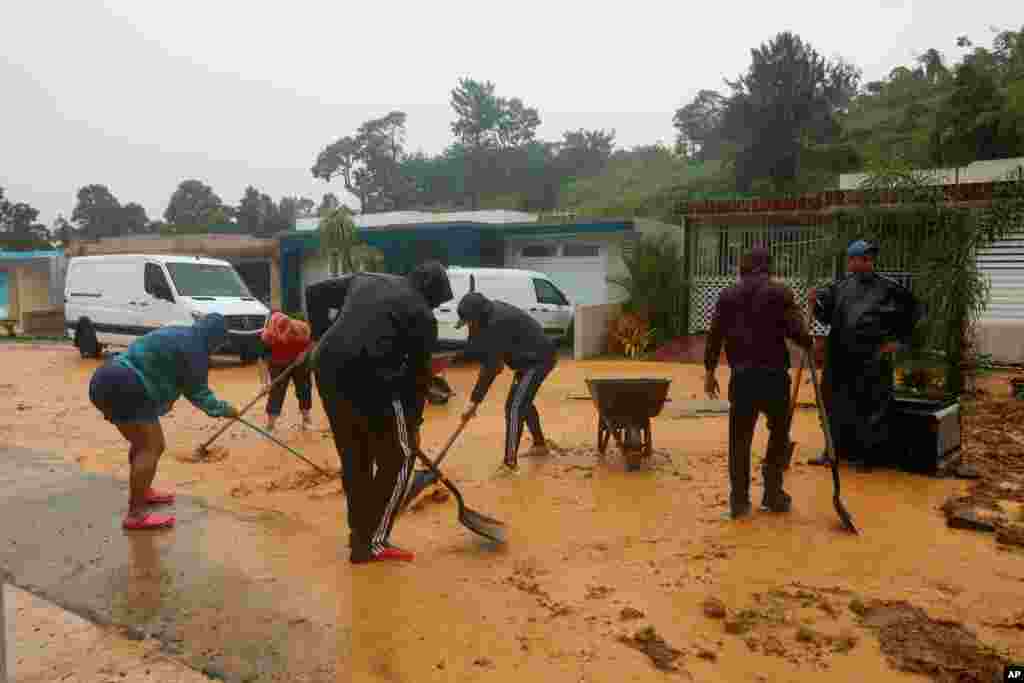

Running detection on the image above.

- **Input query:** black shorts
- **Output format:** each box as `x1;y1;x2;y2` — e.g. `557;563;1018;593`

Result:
89;363;161;424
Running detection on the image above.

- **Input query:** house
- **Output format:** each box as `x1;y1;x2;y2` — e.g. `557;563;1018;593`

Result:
0;250;67;336
280;211;682;314
65;233;281;309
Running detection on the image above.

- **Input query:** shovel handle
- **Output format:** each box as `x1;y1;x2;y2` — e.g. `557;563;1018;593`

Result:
804;349;836;463
235;416;331;476
788;358;805;423
197;349;308;452
430;419;469;470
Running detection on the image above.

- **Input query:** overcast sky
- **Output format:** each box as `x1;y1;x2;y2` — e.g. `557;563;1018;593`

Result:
1;0;1019;225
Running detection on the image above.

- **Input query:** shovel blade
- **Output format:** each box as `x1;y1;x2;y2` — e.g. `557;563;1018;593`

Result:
460;507;507;544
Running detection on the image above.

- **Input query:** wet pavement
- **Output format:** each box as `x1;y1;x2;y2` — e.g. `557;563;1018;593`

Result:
0;446;340;682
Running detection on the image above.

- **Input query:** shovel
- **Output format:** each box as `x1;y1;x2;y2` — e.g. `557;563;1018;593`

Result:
783;357;805;470
805;348;859;534
411;444;507;544
401;419;468;512
234;416;334;477
195;310;350;459
195;349;309;458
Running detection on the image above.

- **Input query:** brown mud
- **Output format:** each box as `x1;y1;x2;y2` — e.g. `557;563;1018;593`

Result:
2;346;1023;681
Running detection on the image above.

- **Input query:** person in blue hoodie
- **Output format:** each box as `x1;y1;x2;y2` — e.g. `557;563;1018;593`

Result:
88;313;239;530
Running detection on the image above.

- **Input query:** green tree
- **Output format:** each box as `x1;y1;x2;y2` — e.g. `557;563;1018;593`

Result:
673;89;728;160
720;32;860;192
164;179;224;226
311;111;414;213
72;184;122;238
556;129;616;179
122;202;150;233
318;192;341;216
0;188;50;249
296;197;316;217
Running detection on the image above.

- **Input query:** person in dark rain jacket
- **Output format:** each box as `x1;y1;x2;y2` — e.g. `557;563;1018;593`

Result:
809;239;923;469
305;262;453;564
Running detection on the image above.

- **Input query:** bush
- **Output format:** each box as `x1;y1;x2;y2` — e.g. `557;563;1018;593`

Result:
607;232;688;348
608;312;655;359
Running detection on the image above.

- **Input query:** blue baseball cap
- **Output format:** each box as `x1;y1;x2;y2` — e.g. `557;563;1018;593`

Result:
847;239;879;257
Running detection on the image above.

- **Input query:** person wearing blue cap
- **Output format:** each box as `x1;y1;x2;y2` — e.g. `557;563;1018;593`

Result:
809;239;922;469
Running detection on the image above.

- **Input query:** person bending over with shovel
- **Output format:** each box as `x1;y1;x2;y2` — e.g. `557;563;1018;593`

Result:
306;261;453;564
453;292;558;476
704;247;812;519
258;312;313;432
88;313;239;530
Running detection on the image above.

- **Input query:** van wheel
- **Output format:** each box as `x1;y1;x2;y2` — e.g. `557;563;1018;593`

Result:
562;319;575;348
75;319;102;359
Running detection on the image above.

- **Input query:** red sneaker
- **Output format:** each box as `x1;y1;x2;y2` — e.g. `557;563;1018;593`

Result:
145;488;175;505
374;545;415;562
123;513;175;530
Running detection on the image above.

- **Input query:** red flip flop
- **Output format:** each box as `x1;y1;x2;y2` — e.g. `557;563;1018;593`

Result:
123;513;175;530
145;488;175;505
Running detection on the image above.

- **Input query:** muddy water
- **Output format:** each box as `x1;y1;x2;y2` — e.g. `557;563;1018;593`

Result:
2;346;1023;681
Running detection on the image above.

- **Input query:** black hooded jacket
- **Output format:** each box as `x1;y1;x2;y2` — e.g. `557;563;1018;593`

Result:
305;262;453;409
458;298;557;404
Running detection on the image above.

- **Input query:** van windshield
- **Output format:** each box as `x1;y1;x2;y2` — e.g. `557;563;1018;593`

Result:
165;263;252;298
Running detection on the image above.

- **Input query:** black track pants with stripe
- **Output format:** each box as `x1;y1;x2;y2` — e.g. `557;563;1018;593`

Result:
503;356;556;467
316;370;416;553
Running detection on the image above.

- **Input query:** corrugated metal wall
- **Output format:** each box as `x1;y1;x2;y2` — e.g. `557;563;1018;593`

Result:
978;234;1024;321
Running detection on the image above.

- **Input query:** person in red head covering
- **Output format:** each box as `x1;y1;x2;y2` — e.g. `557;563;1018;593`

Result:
258;312;314;431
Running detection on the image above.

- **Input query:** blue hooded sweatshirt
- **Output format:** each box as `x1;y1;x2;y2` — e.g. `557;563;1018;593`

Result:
112;313;233;418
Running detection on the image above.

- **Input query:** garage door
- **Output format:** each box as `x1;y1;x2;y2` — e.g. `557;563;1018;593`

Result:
507;242;608;306
978;235;1024;321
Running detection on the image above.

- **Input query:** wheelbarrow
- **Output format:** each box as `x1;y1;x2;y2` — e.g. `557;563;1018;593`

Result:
585;378;672;470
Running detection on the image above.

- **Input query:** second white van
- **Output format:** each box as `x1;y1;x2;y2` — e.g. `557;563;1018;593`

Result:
65;254;269;361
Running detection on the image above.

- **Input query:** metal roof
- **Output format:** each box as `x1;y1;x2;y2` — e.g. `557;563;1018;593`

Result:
295;209;538;232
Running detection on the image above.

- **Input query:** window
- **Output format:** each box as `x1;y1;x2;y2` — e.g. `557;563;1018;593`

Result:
533;278;569;306
144;263;174;300
563;244;600;258
164;262;251;298
521;244;558;258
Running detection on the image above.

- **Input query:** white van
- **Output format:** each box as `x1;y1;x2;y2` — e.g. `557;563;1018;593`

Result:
65;254;270;361
436;267;574;348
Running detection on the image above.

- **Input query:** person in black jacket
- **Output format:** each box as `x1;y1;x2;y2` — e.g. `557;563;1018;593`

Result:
809;239;922;470
456;292;558;475
305;262;453;564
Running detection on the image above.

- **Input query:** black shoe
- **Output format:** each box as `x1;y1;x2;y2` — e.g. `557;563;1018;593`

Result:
725;501;752;520
761;491;792;513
